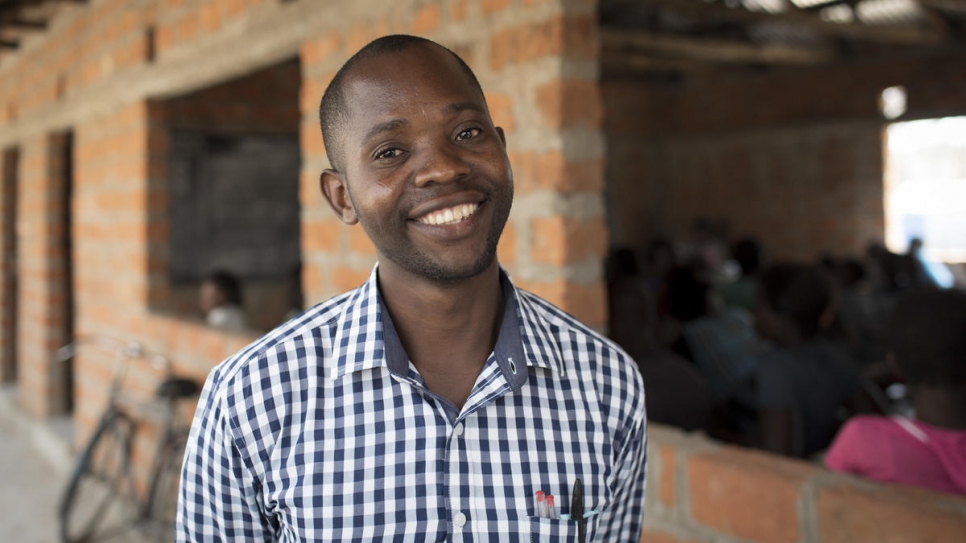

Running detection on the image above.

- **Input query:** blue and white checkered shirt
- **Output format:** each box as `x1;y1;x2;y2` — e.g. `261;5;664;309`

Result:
177;266;647;542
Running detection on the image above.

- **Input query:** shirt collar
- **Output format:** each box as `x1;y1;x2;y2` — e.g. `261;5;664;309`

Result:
329;264;564;385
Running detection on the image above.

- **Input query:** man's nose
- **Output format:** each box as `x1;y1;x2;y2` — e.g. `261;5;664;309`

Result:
413;142;471;187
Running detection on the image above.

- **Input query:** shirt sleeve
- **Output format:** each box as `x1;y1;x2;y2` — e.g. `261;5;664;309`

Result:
177;373;276;542
595;394;648;542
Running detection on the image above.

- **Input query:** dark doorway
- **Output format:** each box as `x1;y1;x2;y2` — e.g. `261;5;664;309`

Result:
1;147;18;384
55;131;76;412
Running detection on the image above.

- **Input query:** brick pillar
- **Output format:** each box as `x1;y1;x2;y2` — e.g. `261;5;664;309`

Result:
0;148;19;383
16;133;72;417
299;0;609;329
70;101;158;438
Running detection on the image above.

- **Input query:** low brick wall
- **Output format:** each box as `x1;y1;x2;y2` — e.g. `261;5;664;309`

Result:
642;424;966;543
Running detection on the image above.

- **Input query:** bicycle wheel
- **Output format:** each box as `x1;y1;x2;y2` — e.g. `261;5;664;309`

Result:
59;411;136;543
143;434;188;543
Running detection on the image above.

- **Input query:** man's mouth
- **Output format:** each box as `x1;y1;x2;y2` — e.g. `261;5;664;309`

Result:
414;203;480;225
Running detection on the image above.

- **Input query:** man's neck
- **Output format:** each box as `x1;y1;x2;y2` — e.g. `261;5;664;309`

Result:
376;261;505;408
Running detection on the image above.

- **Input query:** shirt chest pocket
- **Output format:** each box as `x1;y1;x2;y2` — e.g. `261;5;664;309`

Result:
529;514;601;543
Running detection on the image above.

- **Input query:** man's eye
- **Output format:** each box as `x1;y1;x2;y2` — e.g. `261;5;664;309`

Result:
375;148;402;160
456;128;481;141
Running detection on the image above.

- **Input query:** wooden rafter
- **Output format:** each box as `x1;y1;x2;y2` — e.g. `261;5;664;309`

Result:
625;0;947;45
918;0;966;14
602;52;716;76
602;28;836;64
8;18;46;29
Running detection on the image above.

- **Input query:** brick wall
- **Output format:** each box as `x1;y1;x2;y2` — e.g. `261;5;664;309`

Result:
604;51;966;261
15;132;73;417
642;424;966;543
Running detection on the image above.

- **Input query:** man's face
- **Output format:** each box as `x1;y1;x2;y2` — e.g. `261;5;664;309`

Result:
321;44;513;285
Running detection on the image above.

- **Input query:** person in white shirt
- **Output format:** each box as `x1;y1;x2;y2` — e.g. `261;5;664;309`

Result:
199;270;248;332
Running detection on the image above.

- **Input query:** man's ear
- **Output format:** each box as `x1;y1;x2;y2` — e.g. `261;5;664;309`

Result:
496;126;507;147
320;169;359;225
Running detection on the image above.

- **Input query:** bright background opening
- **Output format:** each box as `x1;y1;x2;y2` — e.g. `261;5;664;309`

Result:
885;117;966;264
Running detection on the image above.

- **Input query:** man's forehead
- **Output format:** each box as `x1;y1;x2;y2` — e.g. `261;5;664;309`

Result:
343;45;480;102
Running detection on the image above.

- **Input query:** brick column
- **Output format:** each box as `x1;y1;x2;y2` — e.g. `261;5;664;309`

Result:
16;133;72;417
299;0;609;329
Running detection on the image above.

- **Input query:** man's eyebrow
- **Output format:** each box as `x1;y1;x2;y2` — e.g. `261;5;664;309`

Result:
445;102;486;115
363;119;407;144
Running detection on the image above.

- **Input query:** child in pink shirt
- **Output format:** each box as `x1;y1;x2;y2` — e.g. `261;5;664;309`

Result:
825;288;966;495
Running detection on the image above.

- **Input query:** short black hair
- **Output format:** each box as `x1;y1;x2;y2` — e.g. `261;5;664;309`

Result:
667;265;710;322
205;270;243;305
318;35;485;173
889;287;966;387
758;263;833;340
730;237;762;276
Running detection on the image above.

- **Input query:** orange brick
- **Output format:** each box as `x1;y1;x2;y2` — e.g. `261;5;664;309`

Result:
687;447;813;543
484;92;515;132
658;444;676;509
530;217;607;266
535;78;602;130
345;23;371;55
449;0;469;22
481;0;510;16
817;485;966;543
489;14;594;70
303;218;341;252
496;220;517;265
332;265;371;293
302;32;343;68
303;261;326;302
301;117;327;158
511;151;603;194
410;3;441;34
348;225;375;255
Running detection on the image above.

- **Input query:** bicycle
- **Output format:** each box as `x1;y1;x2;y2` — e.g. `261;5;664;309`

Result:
56;336;200;543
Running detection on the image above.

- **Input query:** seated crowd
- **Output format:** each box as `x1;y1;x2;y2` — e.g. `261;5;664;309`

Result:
607;222;966;496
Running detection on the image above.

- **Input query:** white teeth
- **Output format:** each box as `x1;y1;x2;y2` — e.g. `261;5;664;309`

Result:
417;203;479;225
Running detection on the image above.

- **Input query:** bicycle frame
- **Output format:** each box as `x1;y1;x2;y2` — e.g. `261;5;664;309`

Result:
58;336;197;543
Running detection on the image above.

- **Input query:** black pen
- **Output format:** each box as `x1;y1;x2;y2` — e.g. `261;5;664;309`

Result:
571;478;584;543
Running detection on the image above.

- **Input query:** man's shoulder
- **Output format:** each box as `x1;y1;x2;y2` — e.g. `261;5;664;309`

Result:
515;288;627;358
515;287;644;400
204;288;360;395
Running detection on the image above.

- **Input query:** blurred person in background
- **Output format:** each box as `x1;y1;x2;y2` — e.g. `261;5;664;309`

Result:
663;265;760;437
753;263;864;458
199;270;247;332
607;249;712;432
717;236;763;313
826;287;966;495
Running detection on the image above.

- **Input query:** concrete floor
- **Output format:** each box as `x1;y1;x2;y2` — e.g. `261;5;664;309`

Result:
0;387;151;543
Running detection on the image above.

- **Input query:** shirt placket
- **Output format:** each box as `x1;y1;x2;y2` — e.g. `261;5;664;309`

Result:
443;361;513;543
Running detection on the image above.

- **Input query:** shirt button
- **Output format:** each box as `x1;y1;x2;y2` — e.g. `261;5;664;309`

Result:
454;423;464;436
454;512;467;528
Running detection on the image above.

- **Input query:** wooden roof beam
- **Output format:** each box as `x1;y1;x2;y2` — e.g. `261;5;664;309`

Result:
7;17;47;30
917;0;966;13
602;28;836;64
627;0;947;44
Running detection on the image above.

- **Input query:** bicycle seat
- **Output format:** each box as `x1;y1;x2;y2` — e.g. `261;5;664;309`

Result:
156;378;201;399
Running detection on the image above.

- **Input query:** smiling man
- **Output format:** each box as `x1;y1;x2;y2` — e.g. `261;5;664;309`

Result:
178;36;647;543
